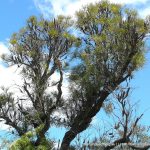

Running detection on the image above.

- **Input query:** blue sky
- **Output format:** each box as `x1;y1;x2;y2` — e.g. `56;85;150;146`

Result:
0;0;150;148
0;0;39;41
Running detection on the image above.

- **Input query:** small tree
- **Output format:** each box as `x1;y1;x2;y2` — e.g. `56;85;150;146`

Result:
101;87;150;149
0;15;76;148
60;1;150;149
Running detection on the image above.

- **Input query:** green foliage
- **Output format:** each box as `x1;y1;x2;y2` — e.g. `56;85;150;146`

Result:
9;130;35;150
132;51;145;69
9;125;53;150
10;137;53;150
71;0;149;91
27;16;37;25
4;15;76;67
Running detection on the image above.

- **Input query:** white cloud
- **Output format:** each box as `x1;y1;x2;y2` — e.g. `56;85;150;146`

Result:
0;42;22;90
0;121;13;131
139;7;150;18
0;45;23;131
34;0;54;18
33;0;150;18
0;42;22;131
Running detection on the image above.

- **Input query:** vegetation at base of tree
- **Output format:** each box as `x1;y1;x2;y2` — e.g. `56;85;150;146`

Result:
9;125;54;150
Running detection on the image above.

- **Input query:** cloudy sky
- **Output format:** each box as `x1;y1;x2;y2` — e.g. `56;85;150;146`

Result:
0;0;150;144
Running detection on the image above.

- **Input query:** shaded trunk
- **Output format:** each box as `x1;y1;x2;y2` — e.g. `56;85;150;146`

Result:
35;132;47;146
60;130;76;150
34;116;50;146
60;66;131;150
60;91;109;150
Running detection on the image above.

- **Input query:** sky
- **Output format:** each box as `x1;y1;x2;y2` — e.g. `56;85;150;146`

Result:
0;0;150;147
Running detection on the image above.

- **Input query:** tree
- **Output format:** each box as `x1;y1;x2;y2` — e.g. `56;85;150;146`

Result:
0;1;150;150
99;87;150;150
0;15;76;148
60;1;149;149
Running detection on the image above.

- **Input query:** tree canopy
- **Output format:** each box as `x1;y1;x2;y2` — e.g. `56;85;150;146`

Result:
1;15;77;148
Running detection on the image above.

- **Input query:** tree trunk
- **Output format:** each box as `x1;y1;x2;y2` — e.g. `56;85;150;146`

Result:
34;119;50;146
35;132;47;146
60;130;76;150
60;91;109;150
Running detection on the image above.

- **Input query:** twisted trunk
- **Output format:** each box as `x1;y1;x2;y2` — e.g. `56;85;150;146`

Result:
60;91;109;150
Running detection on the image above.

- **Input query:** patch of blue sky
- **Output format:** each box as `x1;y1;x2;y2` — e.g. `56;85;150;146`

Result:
47;126;66;142
0;0;39;41
130;53;150;126
33;0;54;19
127;0;150;10
0;62;8;68
0;130;18;149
